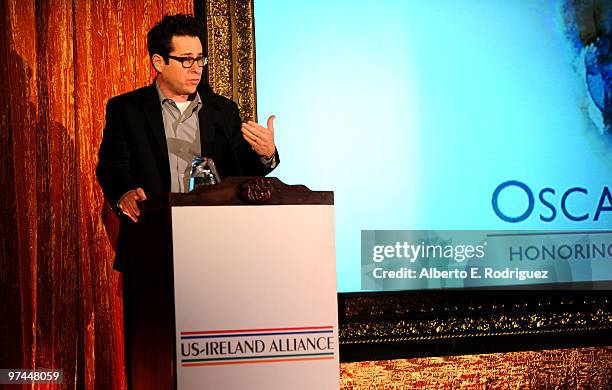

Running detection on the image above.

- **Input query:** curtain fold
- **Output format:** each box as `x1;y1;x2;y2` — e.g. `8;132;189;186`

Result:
0;1;194;388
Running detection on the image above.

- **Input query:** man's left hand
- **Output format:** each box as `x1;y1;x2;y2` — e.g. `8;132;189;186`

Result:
241;115;276;158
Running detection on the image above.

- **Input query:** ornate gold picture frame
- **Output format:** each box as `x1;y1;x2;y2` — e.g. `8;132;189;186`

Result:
195;0;258;122
194;0;612;362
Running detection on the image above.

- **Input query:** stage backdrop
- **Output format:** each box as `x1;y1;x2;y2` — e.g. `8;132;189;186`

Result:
2;1;611;389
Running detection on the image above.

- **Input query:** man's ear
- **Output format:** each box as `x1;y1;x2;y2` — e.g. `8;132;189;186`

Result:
151;54;165;73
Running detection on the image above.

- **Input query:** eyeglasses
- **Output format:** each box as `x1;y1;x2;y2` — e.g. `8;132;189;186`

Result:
166;55;208;68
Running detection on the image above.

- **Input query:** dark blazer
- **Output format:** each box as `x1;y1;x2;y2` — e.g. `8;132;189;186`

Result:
96;81;279;270
97;81;278;207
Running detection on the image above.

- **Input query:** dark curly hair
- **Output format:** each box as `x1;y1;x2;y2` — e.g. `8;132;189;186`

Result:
147;14;204;63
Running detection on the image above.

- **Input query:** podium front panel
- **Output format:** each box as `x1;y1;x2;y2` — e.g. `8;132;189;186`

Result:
171;205;339;390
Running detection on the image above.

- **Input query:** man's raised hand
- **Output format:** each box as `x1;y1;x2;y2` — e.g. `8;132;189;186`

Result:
241;115;276;158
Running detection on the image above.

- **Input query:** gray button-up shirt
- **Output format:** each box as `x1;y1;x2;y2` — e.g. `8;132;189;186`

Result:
156;82;202;193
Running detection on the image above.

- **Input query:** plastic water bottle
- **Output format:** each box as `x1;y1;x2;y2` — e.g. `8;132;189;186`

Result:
189;156;221;191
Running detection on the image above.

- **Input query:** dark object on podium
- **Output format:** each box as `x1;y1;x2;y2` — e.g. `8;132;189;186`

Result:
121;177;332;390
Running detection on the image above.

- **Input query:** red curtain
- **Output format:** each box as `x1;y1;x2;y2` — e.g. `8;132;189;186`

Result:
0;1;193;388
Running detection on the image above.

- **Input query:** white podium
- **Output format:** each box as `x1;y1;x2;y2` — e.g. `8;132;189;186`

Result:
121;177;339;390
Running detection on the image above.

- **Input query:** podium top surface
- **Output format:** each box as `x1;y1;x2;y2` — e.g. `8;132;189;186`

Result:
141;177;333;212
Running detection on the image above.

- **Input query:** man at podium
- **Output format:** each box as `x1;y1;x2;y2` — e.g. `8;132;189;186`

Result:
96;14;279;230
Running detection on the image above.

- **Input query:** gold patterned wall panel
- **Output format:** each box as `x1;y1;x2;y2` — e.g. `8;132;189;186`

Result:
340;347;612;389
205;0;258;121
